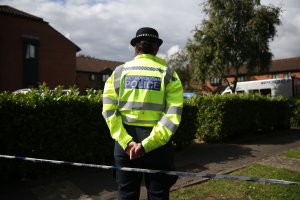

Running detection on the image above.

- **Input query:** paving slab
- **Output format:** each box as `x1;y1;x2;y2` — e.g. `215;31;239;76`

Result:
32;181;92;200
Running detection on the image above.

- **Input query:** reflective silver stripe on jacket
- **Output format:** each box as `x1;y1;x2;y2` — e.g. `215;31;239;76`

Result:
163;67;174;108
164;67;174;86
159;115;178;133
113;64;124;97
102;110;115;119
103;97;117;105
122;66;165;73
118;101;165;111
122;115;159;124
165;106;182;115
102;110;120;119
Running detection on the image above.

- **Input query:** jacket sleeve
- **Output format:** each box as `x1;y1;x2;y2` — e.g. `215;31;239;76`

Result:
141;71;183;153
102;71;133;150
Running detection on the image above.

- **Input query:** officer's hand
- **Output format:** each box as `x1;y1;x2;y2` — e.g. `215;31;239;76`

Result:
134;143;144;159
126;141;144;160
126;141;137;160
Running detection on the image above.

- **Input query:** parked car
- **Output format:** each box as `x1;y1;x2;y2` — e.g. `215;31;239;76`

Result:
221;78;299;98
13;88;36;94
183;92;197;99
13;88;71;95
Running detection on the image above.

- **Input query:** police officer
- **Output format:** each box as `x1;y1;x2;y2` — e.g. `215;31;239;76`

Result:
102;27;183;200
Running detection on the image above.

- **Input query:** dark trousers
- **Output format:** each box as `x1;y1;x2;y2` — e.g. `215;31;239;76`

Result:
114;125;178;200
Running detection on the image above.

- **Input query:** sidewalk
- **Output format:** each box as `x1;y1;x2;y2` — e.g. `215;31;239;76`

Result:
1;128;300;200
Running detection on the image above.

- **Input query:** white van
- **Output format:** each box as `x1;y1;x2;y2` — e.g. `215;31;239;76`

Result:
221;78;294;98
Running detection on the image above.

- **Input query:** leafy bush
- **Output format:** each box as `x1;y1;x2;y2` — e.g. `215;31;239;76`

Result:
290;98;300;127
0;85;113;179
193;94;291;142
172;98;198;149
0;86;293;179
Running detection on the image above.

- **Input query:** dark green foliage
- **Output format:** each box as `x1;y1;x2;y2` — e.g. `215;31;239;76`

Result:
172;99;199;149
0;86;293;179
174;94;291;146
187;0;282;92
290;98;300;127
192;94;291;142
0;86;113;180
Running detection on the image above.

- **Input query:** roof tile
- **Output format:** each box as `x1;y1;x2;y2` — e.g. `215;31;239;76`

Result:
0;5;44;22
76;56;124;73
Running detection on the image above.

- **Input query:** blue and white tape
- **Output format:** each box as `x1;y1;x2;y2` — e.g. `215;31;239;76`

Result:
0;154;299;185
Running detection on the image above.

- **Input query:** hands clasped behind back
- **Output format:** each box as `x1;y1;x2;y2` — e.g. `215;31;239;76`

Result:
126;141;144;160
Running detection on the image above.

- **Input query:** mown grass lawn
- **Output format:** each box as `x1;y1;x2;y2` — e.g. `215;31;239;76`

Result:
170;164;300;200
281;147;300;160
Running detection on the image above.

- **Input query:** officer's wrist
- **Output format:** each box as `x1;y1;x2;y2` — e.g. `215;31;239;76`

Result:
140;143;145;155
125;140;133;150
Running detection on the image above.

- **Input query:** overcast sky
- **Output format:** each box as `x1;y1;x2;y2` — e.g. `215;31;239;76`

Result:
1;0;300;62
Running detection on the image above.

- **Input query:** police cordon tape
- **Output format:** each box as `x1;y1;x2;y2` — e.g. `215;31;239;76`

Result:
1;154;300;185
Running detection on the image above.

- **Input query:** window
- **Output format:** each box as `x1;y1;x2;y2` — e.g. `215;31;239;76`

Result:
249;89;259;94
272;74;278;79
90;74;96;81
284;72;291;79
237;90;245;93
25;44;36;59
260;89;271;96
102;74;110;82
23;37;39;88
23;35;39;60
238;76;246;82
210;77;220;86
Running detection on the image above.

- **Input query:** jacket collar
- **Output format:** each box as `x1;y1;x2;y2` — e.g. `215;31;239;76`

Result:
134;54;166;65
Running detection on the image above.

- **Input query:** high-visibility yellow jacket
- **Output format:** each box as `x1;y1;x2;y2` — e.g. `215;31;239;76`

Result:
102;54;183;153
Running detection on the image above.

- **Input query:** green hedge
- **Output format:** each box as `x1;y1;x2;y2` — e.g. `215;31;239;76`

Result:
172;99;198;149
0;86;113;179
290;98;300;127
0;86;293;179
184;94;291;142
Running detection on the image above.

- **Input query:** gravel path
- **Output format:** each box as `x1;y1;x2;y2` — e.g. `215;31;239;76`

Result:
258;154;300;172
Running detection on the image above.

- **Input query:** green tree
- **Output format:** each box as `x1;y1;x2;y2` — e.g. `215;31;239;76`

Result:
187;0;282;92
166;48;193;91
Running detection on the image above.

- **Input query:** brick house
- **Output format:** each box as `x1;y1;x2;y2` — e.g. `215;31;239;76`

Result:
76;56;123;92
198;56;300;94
0;5;80;92
224;56;300;82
